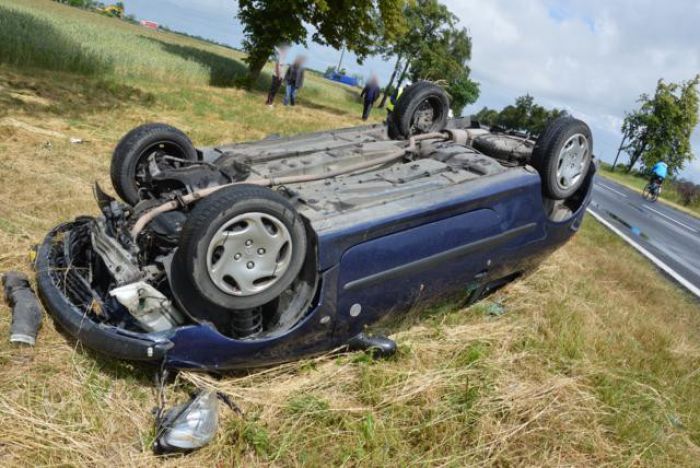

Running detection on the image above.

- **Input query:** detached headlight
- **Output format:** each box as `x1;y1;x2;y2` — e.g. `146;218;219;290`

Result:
153;391;219;454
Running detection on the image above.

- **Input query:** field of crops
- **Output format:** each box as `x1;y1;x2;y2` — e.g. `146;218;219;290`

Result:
0;0;364;116
0;1;699;466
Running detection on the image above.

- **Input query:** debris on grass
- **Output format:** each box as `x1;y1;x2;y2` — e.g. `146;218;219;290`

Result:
2;271;43;346
481;300;506;317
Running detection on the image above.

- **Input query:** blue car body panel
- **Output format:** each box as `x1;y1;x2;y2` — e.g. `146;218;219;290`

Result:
150;166;593;370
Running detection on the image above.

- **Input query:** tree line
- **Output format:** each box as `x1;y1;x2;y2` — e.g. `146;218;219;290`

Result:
472;95;568;136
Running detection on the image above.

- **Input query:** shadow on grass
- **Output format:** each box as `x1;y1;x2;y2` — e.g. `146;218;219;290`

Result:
296;97;358;117
0;69;155;118
142;36;270;91
0;5;112;75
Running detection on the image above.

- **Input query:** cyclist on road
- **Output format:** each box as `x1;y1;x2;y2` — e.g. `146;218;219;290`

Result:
650;161;668;187
644;161;668;201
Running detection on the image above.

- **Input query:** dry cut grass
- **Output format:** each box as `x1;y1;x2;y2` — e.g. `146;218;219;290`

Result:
0;1;698;465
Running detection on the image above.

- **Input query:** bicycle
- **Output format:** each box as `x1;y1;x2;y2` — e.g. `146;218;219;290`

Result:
643;180;661;202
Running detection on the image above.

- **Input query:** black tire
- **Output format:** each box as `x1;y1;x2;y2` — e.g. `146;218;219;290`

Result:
388;81;450;140
531;117;593;200
110;123;197;204
387;114;401;140
643;185;659;202
175;184;308;310
472;133;534;162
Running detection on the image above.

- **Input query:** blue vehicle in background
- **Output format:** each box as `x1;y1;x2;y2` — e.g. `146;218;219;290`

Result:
324;70;360;87
36;82;595;371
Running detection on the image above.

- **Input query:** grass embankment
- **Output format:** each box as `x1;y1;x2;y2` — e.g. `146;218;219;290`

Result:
598;163;700;218
0;0;699;466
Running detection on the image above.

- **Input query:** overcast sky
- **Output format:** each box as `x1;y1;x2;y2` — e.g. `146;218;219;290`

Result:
124;0;700;182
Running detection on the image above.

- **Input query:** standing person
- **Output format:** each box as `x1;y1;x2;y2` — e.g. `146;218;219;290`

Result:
284;56;306;106
360;75;381;120
385;84;404;119
266;45;288;106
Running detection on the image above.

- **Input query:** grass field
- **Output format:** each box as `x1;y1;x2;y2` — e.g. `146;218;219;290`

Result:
0;0;699;466
598;163;700;217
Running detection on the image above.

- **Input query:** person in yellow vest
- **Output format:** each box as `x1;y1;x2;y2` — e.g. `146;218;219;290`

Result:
386;85;404;115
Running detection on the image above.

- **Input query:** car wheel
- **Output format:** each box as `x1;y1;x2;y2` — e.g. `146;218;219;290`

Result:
389;81;450;140
531;117;593;200
175;184;308;310
110;123;198;204
472;133;534;162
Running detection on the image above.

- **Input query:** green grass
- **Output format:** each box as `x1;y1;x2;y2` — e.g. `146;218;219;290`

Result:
0;1;699;466
0;0;366;116
598;162;700;217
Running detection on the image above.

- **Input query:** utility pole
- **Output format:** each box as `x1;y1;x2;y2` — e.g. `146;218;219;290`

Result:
336;47;346;73
611;134;627;171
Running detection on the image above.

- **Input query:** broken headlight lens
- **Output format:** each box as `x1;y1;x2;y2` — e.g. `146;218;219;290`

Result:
154;391;219;454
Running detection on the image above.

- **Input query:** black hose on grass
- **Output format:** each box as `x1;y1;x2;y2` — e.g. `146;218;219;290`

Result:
2;271;43;346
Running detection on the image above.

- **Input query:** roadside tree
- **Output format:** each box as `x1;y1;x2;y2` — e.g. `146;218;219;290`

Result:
620;76;699;174
237;0;407;83
377;0;479;115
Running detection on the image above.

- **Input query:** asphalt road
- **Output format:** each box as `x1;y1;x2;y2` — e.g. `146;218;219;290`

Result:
589;176;700;297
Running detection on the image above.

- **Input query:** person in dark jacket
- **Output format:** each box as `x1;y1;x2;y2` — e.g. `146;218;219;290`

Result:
283;56;306;106
360;75;381;120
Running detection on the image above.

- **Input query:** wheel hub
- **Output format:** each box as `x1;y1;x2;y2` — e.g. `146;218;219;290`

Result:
412;100;436;133
134;141;187;189
556;133;589;190
206;212;293;296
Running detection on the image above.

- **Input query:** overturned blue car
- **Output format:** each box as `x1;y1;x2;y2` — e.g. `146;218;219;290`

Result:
36;82;595;371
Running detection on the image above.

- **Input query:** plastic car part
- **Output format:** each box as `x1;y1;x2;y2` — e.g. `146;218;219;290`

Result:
109;281;185;332
205;211;295;297
174;184;308;313
36;222;172;362
110;123;198;205
153;390;219;455
531;117;593;200
347;332;397;358
2;272;43;346
388;81;450;140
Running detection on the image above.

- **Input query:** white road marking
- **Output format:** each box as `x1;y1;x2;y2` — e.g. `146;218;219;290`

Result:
642;205;699;233
587;209;700;298
596;182;628;198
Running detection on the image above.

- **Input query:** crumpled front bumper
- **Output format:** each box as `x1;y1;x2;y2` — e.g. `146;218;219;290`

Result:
35;221;173;362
